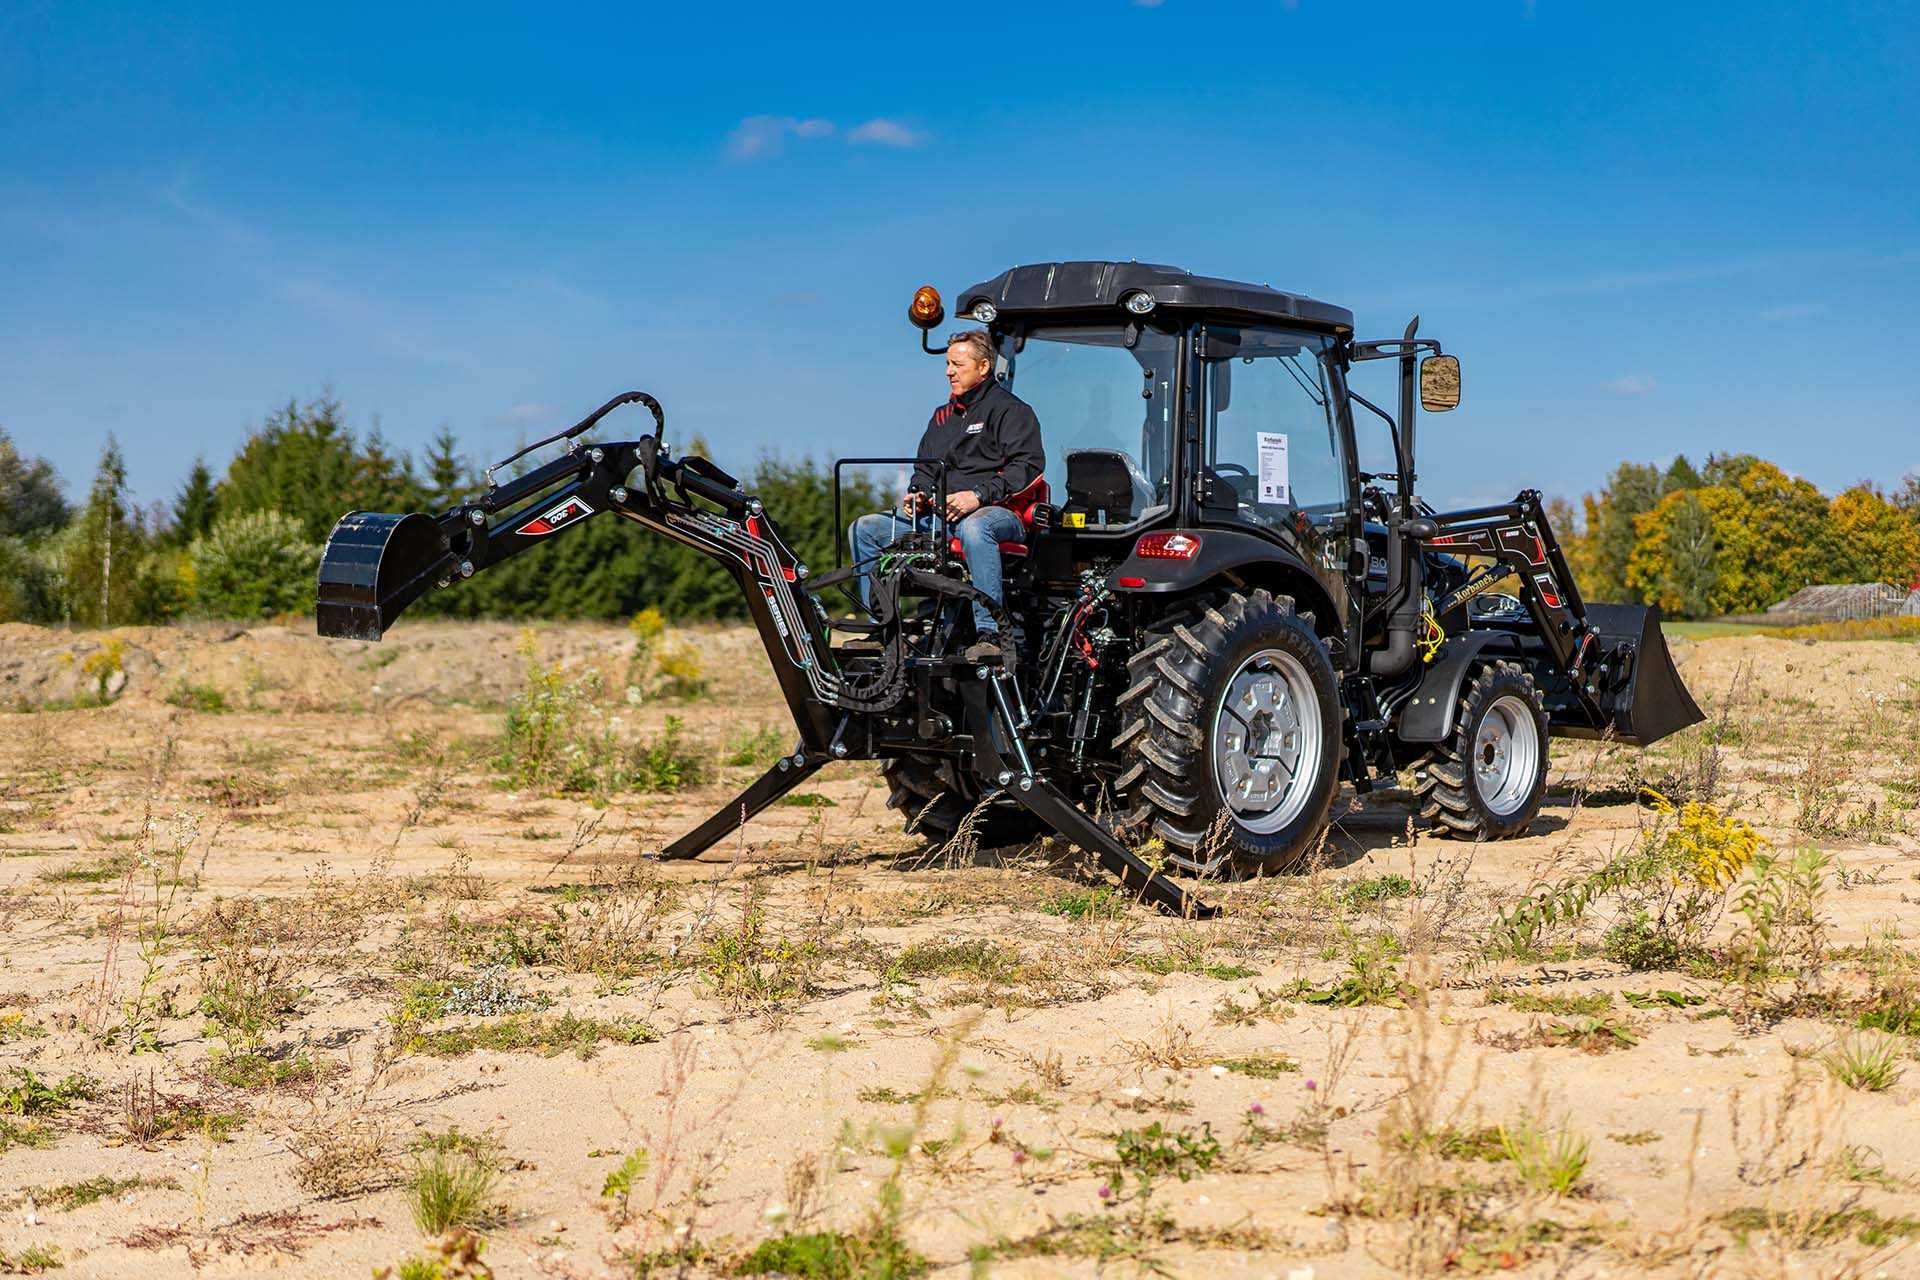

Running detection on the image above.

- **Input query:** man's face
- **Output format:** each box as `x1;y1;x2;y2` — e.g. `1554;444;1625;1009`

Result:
945;343;991;398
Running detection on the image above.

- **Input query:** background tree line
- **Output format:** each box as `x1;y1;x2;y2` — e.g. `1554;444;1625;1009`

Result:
0;397;876;627
1557;453;1920;618
3;404;1917;626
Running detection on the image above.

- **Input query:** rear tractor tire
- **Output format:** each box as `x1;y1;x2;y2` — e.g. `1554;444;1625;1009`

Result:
1115;589;1344;878
1415;660;1549;840
882;753;1046;850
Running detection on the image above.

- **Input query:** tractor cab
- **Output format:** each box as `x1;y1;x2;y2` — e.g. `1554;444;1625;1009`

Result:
901;262;1420;644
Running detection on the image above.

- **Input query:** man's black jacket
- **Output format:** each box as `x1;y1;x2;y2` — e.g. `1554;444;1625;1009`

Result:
910;378;1046;507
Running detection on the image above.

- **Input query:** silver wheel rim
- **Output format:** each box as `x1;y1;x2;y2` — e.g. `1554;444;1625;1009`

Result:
1210;647;1323;835
1475;693;1540;818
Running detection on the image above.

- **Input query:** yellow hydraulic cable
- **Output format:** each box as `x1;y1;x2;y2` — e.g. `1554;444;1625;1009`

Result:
1417;600;1445;664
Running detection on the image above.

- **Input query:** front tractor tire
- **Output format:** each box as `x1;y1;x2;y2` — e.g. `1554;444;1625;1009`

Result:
1415;660;1549;840
1115;589;1344;877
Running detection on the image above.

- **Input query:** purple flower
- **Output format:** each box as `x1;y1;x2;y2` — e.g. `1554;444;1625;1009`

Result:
1248;1102;1265;1116
1098;1184;1112;1200
1305;1080;1318;1092
1012;1150;1027;1166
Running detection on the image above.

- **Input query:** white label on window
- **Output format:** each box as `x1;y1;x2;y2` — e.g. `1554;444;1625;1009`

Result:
1257;432;1290;504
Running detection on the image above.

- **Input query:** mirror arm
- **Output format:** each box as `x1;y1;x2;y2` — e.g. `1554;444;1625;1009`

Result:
1349;337;1443;361
1346;387;1409;491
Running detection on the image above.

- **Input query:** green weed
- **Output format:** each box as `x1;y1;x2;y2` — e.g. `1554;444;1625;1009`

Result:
1042;888;1125;921
1484;988;1613;1017
1499;1115;1589;1195
1340;873;1417;907
207;1051;321;1091
0;1243;61;1273
724;726;787;767
737;1229;926;1279
164;681;228;713
409;1150;500;1235
1823;1032;1905;1091
0;1069;94;1117
599;1147;649;1226
1109;1121;1222;1194
403;1011;656;1060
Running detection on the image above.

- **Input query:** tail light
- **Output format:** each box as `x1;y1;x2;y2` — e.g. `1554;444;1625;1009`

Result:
1133;531;1202;560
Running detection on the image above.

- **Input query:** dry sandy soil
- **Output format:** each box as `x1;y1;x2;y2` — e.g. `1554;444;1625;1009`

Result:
2;619;1920;1278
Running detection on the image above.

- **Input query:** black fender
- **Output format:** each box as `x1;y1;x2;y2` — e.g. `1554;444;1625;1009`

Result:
1108;526;1341;634
1395;631;1513;743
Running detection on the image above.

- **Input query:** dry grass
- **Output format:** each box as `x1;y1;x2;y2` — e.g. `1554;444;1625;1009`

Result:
0;619;1917;1276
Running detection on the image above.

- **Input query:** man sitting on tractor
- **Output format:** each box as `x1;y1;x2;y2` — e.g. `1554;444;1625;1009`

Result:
848;329;1045;662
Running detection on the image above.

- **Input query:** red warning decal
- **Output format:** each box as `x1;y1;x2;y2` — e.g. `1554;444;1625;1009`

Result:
516;496;595;536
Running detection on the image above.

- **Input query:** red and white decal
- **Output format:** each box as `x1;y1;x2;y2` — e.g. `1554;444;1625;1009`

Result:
515;496;596;536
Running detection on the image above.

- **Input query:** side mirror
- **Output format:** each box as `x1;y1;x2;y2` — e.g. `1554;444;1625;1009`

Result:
1419;354;1461;412
908;284;945;330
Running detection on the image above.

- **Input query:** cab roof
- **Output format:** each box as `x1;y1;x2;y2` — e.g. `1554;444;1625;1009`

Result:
957;261;1354;332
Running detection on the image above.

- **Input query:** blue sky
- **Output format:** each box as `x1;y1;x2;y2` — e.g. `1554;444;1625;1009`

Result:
3;1;1916;514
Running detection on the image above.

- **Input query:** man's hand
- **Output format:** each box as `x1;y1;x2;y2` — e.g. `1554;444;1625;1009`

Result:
945;490;982;521
900;490;930;515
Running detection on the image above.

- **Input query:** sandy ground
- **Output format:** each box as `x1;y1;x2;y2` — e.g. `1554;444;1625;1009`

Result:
2;619;1919;1278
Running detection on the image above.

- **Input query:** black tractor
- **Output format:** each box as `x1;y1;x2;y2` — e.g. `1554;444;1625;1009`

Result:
316;261;1701;917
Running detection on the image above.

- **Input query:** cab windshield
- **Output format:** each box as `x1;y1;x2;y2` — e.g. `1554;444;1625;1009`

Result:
1000;324;1178;531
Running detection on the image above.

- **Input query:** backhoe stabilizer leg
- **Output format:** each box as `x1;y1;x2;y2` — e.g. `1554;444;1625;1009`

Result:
963;676;1216;919
660;752;827;861
996;770;1217;918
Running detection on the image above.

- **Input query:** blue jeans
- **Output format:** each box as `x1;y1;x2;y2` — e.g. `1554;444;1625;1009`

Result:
848;505;1026;635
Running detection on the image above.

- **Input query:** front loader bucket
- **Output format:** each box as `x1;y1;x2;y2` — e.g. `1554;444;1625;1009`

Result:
315;511;454;641
1573;602;1705;746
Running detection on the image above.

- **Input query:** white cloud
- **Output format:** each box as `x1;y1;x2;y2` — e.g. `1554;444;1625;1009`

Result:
504;402;556;424
1757;302;1828;322
726;115;837;160
846;118;925;148
1604;374;1656;396
726;115;925;159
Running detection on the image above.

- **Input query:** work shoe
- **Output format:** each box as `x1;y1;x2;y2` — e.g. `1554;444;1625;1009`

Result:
963;631;1004;665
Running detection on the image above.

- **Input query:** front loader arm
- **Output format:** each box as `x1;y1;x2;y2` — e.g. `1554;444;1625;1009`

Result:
1422;489;1702;746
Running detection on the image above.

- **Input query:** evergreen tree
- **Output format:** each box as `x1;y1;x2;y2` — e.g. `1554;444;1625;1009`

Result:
220;396;363;540
424;426;470;509
171;457;220;546
0;427;70;539
354;426;425;515
63;435;145;626
1664;454;1702;491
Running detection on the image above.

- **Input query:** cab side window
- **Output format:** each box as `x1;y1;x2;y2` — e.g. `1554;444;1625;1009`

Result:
1202;330;1345;533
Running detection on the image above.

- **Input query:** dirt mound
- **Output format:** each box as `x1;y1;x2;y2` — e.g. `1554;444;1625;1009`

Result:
0;618;778;713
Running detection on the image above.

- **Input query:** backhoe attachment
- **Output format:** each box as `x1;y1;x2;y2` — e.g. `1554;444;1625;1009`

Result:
313;391;1210;918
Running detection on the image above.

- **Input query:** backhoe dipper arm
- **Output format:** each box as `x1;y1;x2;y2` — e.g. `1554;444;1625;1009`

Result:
316;400;842;754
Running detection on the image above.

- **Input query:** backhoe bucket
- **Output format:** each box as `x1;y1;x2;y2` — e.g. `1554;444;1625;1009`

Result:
1575;602;1705;747
315;511;454;641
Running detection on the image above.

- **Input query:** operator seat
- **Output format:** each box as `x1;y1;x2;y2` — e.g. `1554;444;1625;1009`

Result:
947;474;1050;561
